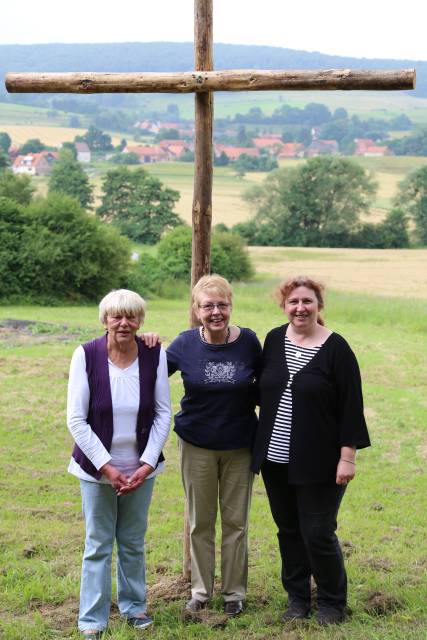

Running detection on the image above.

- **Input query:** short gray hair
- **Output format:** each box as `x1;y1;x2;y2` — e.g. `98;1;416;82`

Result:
98;289;146;324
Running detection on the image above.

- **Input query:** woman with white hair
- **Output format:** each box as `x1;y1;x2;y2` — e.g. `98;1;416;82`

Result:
67;289;171;639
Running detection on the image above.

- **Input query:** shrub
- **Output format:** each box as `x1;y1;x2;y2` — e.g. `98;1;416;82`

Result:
156;225;253;284
2;193;131;302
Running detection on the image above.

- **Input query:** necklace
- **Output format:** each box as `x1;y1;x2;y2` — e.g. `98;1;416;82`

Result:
201;326;230;344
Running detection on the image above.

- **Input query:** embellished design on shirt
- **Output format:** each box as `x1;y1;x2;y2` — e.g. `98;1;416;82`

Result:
203;361;236;384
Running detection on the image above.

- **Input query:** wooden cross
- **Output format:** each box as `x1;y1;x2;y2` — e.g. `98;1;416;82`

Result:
5;0;415;581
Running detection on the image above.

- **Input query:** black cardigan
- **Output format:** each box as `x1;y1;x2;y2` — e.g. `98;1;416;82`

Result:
251;324;370;484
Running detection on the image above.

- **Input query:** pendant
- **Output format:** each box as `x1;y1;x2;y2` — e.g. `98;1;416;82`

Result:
295;351;302;359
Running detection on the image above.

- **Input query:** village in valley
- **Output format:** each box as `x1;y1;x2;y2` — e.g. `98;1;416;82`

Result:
9;111;400;177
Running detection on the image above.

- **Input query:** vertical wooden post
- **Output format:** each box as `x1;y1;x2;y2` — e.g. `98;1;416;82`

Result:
183;0;213;582
191;0;213;290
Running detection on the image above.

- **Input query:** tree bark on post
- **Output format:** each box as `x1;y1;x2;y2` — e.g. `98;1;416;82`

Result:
191;0;213;292
183;0;213;582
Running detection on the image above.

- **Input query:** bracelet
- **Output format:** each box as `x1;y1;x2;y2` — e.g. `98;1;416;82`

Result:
340;458;356;465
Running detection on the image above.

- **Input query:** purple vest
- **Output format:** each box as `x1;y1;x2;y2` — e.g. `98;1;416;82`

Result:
72;334;163;480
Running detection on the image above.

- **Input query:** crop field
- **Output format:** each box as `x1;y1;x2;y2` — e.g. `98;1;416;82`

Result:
0;248;426;640
249;246;427;298
31;154;427;226
0;124;125;148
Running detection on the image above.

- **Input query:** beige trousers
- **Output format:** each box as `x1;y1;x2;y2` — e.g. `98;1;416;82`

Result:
179;438;253;603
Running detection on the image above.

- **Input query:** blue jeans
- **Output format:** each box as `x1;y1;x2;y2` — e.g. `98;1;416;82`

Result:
78;478;155;632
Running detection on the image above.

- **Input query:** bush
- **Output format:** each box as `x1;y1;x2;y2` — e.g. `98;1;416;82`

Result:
0;197;27;298
126;226;254;299
156;225;253;284
109;152;140;165
0;192;131;302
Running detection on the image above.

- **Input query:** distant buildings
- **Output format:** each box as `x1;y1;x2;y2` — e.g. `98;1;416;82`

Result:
12;151;58;176
354;138;392;157
75;142;91;163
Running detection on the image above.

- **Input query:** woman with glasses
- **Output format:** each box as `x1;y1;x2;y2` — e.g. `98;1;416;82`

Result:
144;274;261;616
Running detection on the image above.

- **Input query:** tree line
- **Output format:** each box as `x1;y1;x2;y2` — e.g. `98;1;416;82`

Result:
230;157;427;248
0;152;252;302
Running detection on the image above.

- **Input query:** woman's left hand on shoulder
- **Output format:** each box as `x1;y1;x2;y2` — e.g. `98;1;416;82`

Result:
336;459;356;485
140;332;161;348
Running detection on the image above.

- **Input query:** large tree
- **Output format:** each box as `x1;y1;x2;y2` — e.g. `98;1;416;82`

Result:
243;157;377;246
97;166;181;244
395;166;427;244
19;138;45;154
76;125;113;152
48;150;93;209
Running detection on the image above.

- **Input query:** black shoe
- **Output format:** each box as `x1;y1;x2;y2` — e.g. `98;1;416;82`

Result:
185;598;207;613
224;600;243;617
281;601;311;622
127;614;153;629
317;607;345;625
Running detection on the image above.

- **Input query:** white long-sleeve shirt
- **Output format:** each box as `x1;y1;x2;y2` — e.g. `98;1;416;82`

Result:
67;345;172;483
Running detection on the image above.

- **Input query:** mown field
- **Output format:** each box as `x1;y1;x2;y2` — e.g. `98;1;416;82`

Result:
0;249;426;640
30;154;427;228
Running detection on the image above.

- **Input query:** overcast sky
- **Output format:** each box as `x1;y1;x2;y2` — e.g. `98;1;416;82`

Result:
1;0;426;61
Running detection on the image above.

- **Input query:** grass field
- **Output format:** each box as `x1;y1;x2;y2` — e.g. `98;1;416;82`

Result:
123;91;427;125
30;154;427;227
0;250;426;639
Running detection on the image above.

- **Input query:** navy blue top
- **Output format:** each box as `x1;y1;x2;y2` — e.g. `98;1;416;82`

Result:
166;327;262;450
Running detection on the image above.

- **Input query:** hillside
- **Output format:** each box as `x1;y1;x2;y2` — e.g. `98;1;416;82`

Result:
1;41;425;105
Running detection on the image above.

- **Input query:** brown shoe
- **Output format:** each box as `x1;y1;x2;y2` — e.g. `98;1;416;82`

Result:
185;598;207;613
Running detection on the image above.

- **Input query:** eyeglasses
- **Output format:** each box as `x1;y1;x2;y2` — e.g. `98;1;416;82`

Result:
198;303;231;312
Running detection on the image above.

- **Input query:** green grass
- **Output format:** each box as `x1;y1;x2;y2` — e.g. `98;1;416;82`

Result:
0;274;426;639
128;90;427;125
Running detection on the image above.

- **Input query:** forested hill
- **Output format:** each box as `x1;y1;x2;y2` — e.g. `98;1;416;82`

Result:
1;41;425;99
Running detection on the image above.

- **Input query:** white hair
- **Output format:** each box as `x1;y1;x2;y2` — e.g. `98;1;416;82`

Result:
98;289;146;324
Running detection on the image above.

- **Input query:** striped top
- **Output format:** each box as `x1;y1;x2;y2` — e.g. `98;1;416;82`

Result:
266;335;320;464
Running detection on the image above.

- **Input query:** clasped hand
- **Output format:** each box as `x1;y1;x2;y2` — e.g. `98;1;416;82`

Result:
100;463;154;495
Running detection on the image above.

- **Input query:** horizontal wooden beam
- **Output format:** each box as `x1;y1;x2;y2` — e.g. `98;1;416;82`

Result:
5;69;415;93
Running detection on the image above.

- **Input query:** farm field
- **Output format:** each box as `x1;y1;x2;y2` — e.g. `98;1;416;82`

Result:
249;246;427;298
123;90;427;124
30;154;427;227
0;251;426;640
0;123;124;148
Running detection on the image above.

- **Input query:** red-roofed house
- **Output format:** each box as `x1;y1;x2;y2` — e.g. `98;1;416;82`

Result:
133;120;160;133
277;143;305;159
159;139;192;160
363;145;392;157
12;151;58;176
354;138;375;155
253;137;284;154
214;145;260;161
354;138;392;156
124;145;168;163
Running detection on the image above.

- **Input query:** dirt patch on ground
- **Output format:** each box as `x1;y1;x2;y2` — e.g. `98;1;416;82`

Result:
149;574;190;602
364;591;403;616
30;597;79;632
0;318;79;345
